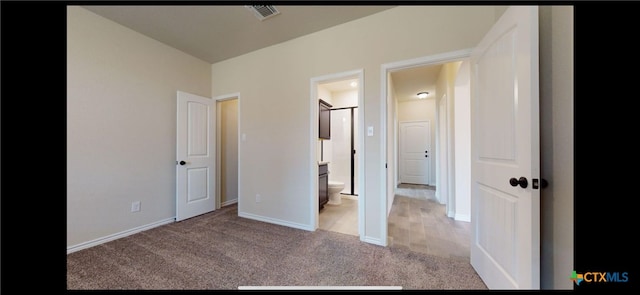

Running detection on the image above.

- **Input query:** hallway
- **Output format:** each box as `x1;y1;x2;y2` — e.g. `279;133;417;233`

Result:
319;183;471;261
388;184;470;261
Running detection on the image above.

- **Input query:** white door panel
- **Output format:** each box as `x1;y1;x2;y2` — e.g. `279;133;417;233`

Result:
399;121;430;185
470;6;540;289
176;91;216;221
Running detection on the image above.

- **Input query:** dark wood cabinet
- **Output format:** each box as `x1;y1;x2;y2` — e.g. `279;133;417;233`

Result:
319;163;328;210
319;99;332;140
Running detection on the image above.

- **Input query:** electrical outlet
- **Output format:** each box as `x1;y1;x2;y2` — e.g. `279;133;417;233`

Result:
256;194;261;203
131;201;141;212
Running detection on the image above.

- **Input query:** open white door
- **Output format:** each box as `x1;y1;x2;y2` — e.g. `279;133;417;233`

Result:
470;6;540;289
176;91;216;221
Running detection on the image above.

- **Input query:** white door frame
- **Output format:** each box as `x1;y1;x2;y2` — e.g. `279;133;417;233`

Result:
214;92;241;211
436;93;449;206
309;69;365;240
381;49;472;246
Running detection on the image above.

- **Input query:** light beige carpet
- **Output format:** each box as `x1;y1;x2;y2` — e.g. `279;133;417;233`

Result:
67;204;487;290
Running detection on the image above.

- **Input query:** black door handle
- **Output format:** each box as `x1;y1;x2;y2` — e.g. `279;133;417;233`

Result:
425;155;428;158
425;150;428;153
179;161;186;165
509;177;528;188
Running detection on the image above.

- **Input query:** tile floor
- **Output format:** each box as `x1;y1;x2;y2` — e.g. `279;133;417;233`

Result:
318;184;470;261
318;195;359;236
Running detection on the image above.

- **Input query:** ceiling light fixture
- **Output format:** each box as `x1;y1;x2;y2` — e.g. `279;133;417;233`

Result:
350;81;357;88
417;92;429;99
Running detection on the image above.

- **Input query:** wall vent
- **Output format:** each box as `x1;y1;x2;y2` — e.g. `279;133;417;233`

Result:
245;5;280;21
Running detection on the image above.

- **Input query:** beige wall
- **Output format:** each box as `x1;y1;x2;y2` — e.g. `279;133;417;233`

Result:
331;90;358;108
67;6;211;248
211;6;498;242
539;6;574;290
397;99;436;122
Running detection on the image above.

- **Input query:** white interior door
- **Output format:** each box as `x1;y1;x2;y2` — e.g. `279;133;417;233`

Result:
176;90;216;221
470;6;540;289
399;121;430;185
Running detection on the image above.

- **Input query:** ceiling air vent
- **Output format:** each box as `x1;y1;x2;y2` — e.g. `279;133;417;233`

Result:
245;5;280;21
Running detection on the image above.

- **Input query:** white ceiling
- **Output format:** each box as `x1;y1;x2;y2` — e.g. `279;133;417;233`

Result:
82;5;443;103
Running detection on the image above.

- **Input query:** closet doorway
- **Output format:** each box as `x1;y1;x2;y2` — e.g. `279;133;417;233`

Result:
215;94;240;209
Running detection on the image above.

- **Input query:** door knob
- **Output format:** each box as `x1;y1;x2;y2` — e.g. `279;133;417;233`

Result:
425;155;428;157
179;160;186;165
425;150;428;153
509;177;528;188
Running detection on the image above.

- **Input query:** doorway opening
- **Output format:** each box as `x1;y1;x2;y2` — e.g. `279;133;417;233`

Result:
381;50;472;248
310;69;364;240
215;93;240;210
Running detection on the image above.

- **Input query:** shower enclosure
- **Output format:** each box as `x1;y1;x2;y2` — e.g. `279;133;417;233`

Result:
330;106;358;196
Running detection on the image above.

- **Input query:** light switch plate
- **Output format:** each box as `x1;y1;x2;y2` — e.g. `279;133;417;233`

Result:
367;126;374;136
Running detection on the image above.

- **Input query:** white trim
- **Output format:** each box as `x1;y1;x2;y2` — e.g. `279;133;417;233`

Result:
437;93;448;205
310;69;365;242
221;199;238;207
310;78;320;230
214;92;241;102
239;212;315;232
379;66;389;246
381;49;473;72
357;71;365;243
381;49;473;248
455;213;471;222
361;236;386;246
67;217;175;254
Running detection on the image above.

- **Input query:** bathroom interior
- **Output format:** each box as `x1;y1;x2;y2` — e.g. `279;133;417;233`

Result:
317;78;359;237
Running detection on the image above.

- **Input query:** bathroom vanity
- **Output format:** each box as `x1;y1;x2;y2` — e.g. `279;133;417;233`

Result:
319;162;329;210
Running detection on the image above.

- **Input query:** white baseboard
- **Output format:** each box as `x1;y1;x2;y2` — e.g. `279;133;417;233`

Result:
447;210;455;218
221;199;238;207
237;211;386;247
361;235;386;246
238;211;315;232
67;217;175;254
455;213;471;222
